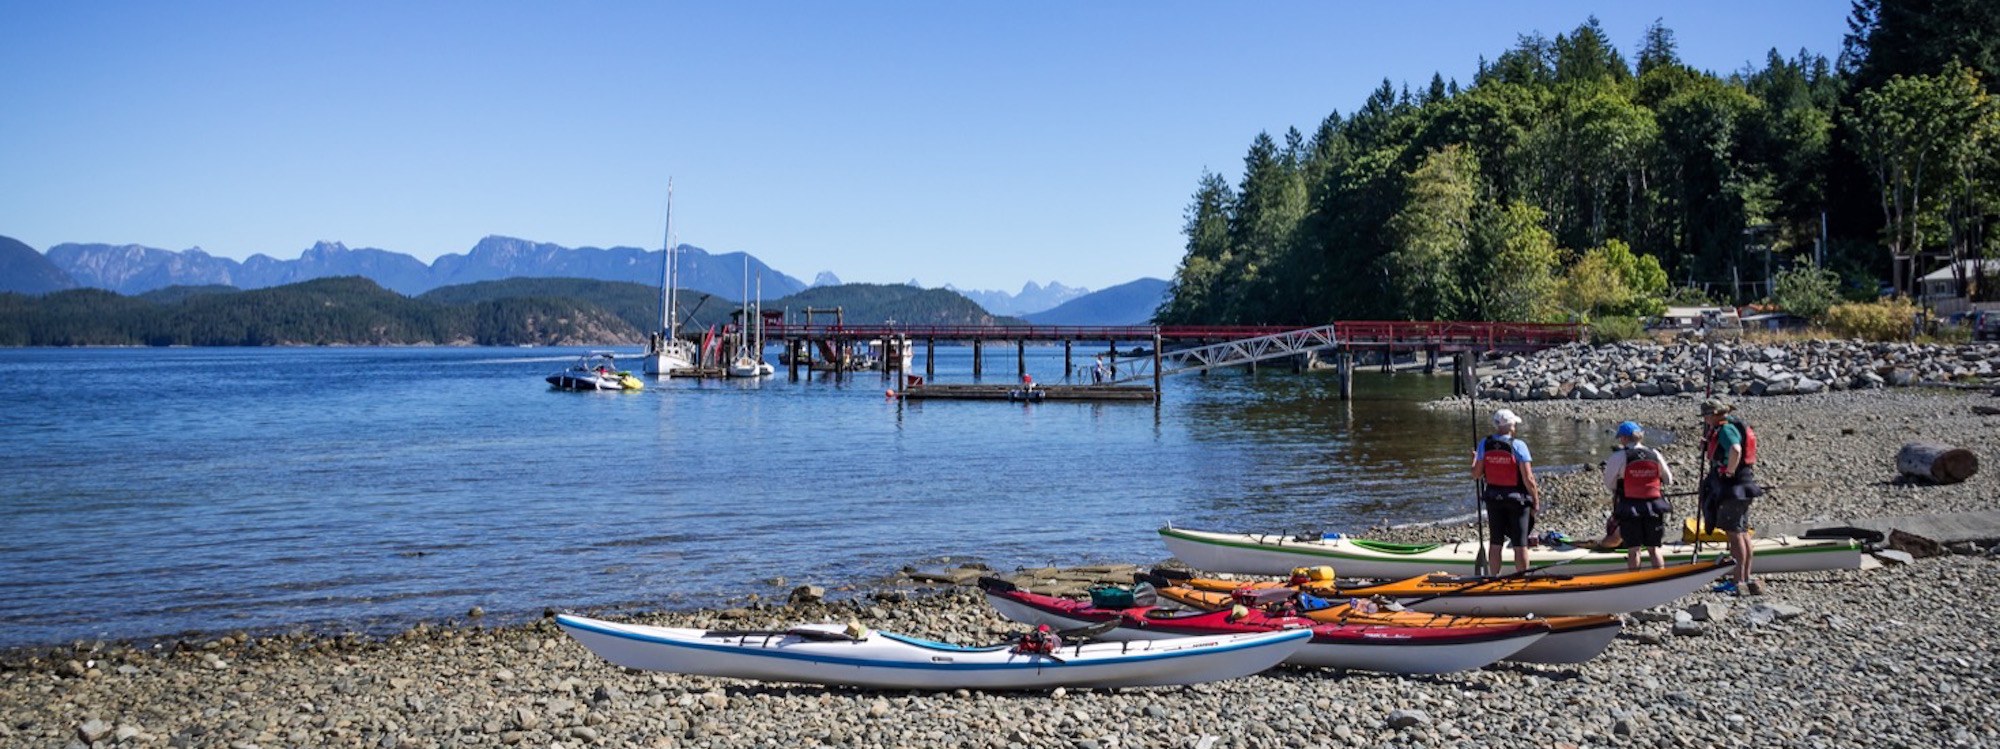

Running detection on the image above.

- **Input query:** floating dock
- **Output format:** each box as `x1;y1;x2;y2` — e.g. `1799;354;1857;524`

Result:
899;384;1157;402
668;367;729;379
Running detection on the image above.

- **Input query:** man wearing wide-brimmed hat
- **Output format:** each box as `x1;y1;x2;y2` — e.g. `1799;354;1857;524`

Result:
1700;398;1763;595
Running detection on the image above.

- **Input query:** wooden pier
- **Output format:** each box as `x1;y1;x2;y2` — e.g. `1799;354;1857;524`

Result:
760;320;1582;401
899;384;1157;402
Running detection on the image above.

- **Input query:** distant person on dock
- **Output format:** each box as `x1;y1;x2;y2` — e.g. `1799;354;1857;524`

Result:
1701;399;1764;595
1472;408;1540;574
1603;421;1674;570
1092;355;1108;384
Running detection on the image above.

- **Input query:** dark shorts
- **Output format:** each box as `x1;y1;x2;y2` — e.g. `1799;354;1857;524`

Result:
1483;493;1534;547
1703;467;1761;534
1710;499;1752;533
1617;514;1667;548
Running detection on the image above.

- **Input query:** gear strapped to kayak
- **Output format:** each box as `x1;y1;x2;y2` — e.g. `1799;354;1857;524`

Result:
1013;624;1062;655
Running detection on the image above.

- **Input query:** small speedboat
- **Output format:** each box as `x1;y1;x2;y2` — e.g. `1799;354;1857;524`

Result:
554;614;1309;690
547;353;644;391
1152;560;1732;617
1159;525;1862;578
980;583;1545;674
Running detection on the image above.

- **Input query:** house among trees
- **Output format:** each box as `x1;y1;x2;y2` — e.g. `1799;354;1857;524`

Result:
1918;259;2000;315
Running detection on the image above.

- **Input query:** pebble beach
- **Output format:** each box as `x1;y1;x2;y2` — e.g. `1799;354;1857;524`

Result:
6;387;1999;748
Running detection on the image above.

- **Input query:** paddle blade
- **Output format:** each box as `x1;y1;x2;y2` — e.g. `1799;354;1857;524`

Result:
1802;526;1885;544
1055;619;1121;641
1134;572;1177;589
975;576;1018;593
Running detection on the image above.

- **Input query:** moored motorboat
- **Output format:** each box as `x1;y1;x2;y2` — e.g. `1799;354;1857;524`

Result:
980;583;1546;674
1159;525;1861;578
547;353;644;391
1144;582;1621;665
554;614;1309;690
1153;560;1732;616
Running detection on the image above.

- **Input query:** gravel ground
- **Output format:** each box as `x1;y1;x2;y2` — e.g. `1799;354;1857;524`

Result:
6;390;1998;749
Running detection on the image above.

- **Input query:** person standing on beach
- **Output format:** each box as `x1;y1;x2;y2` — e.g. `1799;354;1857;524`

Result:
1472;408;1540;574
1701;399;1763;595
1603;421;1675;570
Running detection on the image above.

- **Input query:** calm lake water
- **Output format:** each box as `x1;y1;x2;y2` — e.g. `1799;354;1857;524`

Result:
0;346;1613;649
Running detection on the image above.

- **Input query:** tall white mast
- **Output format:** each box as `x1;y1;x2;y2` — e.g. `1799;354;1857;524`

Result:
660;180;677;337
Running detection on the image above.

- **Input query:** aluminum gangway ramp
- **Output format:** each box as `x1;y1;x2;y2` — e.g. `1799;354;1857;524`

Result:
1108;325;1340;383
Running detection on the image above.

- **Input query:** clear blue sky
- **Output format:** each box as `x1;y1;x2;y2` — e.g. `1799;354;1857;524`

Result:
1;2;1852;291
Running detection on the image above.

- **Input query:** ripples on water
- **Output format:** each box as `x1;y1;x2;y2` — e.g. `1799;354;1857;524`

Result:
0;346;1614;648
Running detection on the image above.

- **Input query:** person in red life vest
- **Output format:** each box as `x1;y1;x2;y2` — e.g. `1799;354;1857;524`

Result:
1701;399;1765;595
1471;408;1541;573
1603;421;1676;570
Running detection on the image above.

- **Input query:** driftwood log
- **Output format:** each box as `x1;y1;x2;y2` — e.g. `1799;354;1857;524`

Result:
1896;442;1980;484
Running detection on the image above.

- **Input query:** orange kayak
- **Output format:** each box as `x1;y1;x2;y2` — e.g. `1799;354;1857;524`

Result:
1152;585;1620;664
1152;559;1731;616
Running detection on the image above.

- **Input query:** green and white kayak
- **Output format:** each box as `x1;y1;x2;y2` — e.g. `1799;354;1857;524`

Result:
1158;524;1863;579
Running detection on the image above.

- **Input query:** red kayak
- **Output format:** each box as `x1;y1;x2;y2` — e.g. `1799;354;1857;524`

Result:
981;583;1546;674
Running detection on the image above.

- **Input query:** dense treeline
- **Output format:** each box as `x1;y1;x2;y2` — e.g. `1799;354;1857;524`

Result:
0;277;1029;347
1159;1;2000;325
765;284;1028;327
0;277;640;346
417;278;728;333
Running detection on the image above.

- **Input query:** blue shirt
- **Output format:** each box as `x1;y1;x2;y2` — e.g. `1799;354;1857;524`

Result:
1474;435;1532;464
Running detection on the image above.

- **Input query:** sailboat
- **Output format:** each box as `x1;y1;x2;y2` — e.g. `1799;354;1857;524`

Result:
727;258;775;378
642;180;699;377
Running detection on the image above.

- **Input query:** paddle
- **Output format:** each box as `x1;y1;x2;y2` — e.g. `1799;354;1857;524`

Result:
707;628;861;643
1139;569;1191;584
1801;526;1885;544
1471;377;1488;576
1398;554;1601;609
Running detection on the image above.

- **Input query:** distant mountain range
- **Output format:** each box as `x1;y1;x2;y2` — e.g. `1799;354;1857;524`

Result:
1022;278;1169;326
4;233;1162;327
34;235;807;300
946;281;1089;316
0;236;77;294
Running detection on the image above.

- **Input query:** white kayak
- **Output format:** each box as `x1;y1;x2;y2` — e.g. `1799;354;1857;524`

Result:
555;614;1310;690
1160;525;1863;579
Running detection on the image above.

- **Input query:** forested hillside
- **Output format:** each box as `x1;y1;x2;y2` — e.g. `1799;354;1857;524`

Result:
418;278;729;333
766;284;1024;326
0;277;640;346
1159;2;2000;325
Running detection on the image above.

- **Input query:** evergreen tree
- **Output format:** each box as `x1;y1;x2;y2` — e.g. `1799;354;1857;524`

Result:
1386;145;1481;319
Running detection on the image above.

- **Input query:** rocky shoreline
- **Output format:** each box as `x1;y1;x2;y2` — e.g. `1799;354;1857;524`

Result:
7;391;1999;748
1477;339;2000;402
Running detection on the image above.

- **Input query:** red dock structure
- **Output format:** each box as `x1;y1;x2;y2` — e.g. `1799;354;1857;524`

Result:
763;320;1583;399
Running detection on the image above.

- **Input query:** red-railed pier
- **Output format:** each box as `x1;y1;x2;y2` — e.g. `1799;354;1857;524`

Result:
765;320;1582;399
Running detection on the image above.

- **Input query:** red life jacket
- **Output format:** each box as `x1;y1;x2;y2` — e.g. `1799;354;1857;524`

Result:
1481;436;1524;488
1619;446;1664;500
1705;415;1759;467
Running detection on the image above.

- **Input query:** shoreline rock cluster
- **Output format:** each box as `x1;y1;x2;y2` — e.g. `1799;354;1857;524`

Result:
1477;339;2000;401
